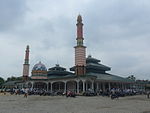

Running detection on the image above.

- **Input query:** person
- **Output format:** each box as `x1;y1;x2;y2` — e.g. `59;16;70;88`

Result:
24;88;28;98
3;88;6;95
66;90;71;97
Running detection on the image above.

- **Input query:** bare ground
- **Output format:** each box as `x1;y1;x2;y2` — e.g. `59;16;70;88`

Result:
0;93;150;113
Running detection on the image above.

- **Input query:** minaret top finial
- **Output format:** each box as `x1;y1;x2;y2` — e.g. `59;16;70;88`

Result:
77;14;82;22
26;45;29;50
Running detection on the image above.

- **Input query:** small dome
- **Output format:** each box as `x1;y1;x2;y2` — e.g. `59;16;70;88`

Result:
32;61;47;71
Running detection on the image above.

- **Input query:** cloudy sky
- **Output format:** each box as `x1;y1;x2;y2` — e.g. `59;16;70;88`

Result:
0;0;150;80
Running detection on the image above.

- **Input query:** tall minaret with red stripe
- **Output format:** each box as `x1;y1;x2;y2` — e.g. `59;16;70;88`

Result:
75;15;86;76
23;45;30;81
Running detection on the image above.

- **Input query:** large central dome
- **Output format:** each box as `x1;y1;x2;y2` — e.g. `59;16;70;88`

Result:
31;61;47;79
32;61;47;71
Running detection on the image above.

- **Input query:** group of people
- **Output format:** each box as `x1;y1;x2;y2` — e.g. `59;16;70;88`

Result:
1;87;150;100
96;88;145;99
9;88;29;98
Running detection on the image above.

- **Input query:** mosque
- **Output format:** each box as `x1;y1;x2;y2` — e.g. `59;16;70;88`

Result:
22;15;139;93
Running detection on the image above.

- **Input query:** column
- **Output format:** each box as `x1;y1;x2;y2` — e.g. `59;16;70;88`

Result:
96;82;99;91
86;82;88;90
99;83;101;90
31;82;34;89
102;83;105;91
47;82;49;91
91;81;94;90
116;83;119;88
121;83;124;90
130;83;133;89
22;84;24;89
83;80;85;92
117;83;120;89
124;83;127;89
108;82;111;91
50;82;53;92
77;81;79;94
64;81;67;93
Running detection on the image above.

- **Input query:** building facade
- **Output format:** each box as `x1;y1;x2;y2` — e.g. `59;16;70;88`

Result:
23;15;143;93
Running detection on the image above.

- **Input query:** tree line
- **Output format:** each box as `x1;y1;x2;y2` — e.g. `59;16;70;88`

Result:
0;76;23;88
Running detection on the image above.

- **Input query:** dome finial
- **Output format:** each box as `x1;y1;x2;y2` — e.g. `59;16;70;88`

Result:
26;45;29;49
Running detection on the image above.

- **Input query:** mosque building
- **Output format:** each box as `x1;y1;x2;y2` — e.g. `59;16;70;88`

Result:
22;15;142;93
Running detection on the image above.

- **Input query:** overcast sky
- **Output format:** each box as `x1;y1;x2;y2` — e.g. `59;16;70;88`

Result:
0;0;150;80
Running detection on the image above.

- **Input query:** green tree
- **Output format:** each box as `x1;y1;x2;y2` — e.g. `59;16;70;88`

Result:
6;76;22;82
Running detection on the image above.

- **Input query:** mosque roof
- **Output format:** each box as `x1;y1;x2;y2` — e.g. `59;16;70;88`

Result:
86;72;134;83
48;64;66;71
32;61;47;71
48;64;73;76
2;81;23;86
70;55;111;72
86;55;101;63
86;63;111;71
47;74;76;79
86;55;111;71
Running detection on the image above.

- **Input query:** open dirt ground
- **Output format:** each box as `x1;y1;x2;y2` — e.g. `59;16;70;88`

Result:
0;93;150;113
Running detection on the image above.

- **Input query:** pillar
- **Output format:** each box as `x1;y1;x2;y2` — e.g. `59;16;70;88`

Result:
99;83;101;90
91;81;94;90
31;82;34;89
51;82;53;92
47;82;49;91
83;80;85;92
86;82;88;90
77;81;79;94
102;83;105;91
121;83;124;90
64;81;67;93
96;82;99;91
124;83;126;89
108;82;111;91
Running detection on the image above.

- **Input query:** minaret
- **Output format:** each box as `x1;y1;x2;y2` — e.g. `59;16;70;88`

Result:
74;15;86;76
23;45;30;81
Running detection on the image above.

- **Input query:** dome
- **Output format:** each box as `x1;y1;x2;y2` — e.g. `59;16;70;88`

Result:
32;61;47;71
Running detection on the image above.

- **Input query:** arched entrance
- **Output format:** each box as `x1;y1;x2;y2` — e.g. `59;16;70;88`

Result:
33;82;47;90
28;82;32;88
52;82;65;93
79;80;83;93
67;81;77;92
85;80;93;90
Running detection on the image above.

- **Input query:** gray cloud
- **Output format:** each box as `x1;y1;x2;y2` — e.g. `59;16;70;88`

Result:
0;0;27;32
0;0;150;80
